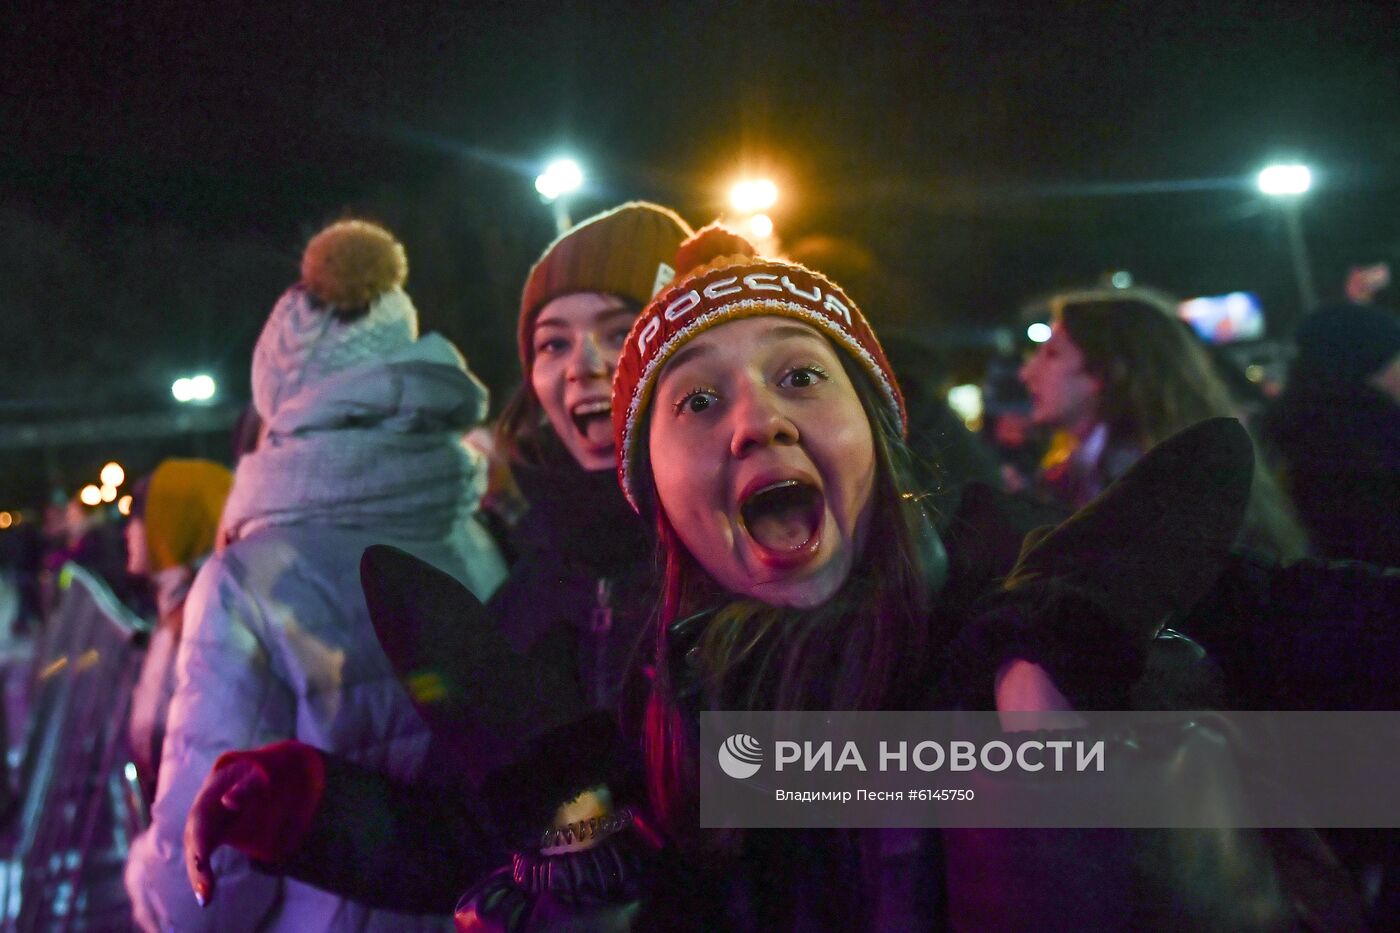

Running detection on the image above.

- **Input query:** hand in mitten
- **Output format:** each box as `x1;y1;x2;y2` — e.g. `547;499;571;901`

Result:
184;740;326;906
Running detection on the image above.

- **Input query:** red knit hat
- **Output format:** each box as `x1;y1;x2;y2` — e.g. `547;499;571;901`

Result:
612;225;907;512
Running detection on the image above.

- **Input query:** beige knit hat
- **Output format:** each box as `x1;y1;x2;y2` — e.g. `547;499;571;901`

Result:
518;202;692;372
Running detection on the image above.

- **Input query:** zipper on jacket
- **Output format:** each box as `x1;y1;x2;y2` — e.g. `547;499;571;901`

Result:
589;577;614;709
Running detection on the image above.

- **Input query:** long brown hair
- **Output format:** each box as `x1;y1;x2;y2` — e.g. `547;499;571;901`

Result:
639;353;939;846
1058;299;1308;559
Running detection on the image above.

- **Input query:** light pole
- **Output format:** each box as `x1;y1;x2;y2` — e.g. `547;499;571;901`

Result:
1257;163;1317;313
536;158;585;235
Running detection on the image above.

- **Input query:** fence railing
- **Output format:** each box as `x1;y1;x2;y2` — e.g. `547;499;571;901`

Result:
2;563;149;932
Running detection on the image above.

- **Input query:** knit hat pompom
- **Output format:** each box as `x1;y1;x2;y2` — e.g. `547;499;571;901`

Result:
301;220;408;313
672;223;758;281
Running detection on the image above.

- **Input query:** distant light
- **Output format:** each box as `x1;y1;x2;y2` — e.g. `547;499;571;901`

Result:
99;484;117;503
100;462;125;488
748;213;775;240
173;374;216;403
1245;364;1264;383
947;384;984;429
1257;164;1312;197
1027;322;1053;343
1110;271;1133;289
124;762;138;783
730;179;779;213
0;513;11;530
117;495;133;517
79;485;102;507
535;158;584;201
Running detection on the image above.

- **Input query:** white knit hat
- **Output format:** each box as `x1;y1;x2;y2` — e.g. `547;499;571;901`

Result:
251;220;420;420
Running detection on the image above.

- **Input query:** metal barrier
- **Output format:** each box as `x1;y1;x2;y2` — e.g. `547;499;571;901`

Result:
3;563;149;931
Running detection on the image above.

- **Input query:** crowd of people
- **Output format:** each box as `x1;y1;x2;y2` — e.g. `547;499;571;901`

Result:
6;202;1399;931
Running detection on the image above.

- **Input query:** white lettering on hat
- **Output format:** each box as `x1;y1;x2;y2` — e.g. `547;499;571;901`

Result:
664;290;702;322
637;316;662;353
743;272;782;292
823;293;852;326
782;276;821;303
702;276;742;300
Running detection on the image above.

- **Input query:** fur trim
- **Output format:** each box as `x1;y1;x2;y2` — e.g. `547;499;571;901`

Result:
301;220;408;311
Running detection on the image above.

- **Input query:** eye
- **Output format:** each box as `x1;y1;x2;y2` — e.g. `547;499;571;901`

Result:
535;336;569;356
779;365;827;389
674;388;718;415
606;326;631;348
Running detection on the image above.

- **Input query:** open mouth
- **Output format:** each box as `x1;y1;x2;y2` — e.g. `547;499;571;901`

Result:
569;400;613;447
739;480;824;553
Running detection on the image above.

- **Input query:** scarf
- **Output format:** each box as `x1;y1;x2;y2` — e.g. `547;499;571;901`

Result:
222;333;490;543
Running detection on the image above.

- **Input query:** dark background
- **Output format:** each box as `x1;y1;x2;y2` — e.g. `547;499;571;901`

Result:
2;0;1398;506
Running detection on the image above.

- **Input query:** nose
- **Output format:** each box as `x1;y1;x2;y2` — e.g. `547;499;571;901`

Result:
729;383;799;459
1019;352;1039;385
566;333;608;382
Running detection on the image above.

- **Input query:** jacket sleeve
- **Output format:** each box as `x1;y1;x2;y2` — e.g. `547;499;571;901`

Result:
1184;553;1400;710
124;553;295;932
273;750;505;913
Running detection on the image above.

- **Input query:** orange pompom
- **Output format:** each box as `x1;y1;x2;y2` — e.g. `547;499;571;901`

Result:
673;223;758;279
301;220;408;310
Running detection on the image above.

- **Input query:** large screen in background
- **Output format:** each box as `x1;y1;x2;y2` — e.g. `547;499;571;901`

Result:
1177;292;1265;343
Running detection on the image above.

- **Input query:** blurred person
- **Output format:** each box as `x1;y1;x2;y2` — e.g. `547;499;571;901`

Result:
1264;303;1400;567
124;459;232;805
124;219;507;932
1020;290;1308;560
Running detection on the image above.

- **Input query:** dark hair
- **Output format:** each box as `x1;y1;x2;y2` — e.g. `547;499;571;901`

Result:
1058;300;1308;559
639;351;938;848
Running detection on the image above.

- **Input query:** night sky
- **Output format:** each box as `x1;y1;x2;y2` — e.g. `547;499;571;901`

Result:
2;0;1398;504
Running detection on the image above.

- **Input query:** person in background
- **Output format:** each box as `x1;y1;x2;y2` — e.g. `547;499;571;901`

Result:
1019;289;1308;560
124;218;506;932
1264;302;1400;567
124;459;233;805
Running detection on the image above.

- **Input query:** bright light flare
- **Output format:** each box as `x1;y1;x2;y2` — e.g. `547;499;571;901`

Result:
730;179;779;213
1110;271;1133;289
947;384;984;430
99;484;117;503
0;513;12;529
79;485;102;507
748;213;775;240
1027;322;1053;343
535;159;584;201
117;495;133;517
173;374;216;403
1257;164;1312;196
100;462;125;488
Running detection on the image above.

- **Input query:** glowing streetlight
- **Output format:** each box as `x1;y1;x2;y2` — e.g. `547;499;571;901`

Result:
79;484;102;507
173;374;217;403
535;158;585;234
1027;322;1052;343
747;213;775;240
99;484;117;503
118;495;133;517
100;461;125;488
1256;164;1312;197
1257;162;1317;313
730;179;778;214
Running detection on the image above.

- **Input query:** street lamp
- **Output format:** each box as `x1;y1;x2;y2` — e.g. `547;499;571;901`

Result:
1257;163;1317;313
535;158;585;234
729;179;778;214
173;373;217;404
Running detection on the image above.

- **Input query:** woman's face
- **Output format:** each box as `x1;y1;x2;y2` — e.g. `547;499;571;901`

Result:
647;316;876;608
530;292;638;471
1020;320;1102;431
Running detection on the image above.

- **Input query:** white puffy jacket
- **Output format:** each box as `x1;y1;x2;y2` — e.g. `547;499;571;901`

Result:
125;524;503;931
